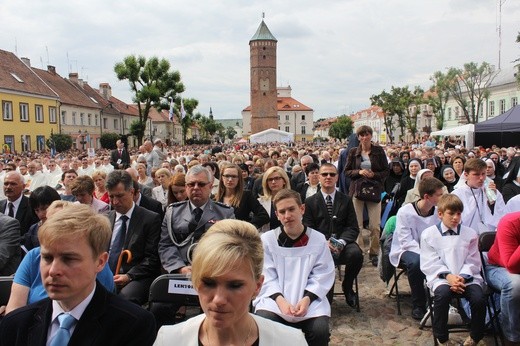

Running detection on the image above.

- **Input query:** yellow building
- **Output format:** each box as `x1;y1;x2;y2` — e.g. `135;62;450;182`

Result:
0;51;59;153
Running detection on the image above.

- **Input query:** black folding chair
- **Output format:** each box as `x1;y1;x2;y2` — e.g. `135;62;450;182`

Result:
148;274;200;311
0;276;14;307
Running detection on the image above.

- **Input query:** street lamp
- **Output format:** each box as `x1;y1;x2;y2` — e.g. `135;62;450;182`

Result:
78;130;88;151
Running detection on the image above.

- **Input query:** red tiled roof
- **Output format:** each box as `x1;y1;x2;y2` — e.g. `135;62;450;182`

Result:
243;96;313;112
32;67;100;109
69;81;120;116
0;49;58;99
109;95;139;117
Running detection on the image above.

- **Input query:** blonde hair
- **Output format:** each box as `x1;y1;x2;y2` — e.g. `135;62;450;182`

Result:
91;170;107;180
191;220;263;289
38;202;111;258
261;166;290;200
155;168;172;178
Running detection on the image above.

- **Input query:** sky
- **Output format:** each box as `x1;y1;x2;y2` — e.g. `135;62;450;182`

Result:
1;0;519;120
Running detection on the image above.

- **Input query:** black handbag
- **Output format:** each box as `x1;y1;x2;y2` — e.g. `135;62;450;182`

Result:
354;177;382;203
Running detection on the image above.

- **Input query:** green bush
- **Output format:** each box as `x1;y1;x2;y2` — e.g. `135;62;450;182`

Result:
46;134;73;152
100;133;120;149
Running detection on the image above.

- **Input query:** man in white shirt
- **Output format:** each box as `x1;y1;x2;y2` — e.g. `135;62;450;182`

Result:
26;161;48;192
0;204;157;345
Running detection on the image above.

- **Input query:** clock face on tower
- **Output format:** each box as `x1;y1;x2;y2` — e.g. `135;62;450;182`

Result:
260;78;269;91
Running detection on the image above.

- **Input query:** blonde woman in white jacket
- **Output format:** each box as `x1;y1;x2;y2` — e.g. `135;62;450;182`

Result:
257;166;291;233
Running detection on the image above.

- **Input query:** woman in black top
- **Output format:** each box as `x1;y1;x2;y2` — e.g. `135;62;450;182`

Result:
216;163;269;229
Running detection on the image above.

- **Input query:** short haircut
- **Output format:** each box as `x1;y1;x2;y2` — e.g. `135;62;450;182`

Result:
91;170;107;180
61;169;78;181
319;163;337;172
437;194;464;213
272;188;302;209
356;125;373;136
464;158;487;174
29;186;61;210
155;168;172;178
191;219;263;289
418;177;445;198
38;203;111;257
304;162;320;175
70;175;95;195
106;170;134;191
186;165;212;182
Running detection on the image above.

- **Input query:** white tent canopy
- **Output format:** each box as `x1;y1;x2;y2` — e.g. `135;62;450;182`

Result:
250;128;294;144
431;124;474;149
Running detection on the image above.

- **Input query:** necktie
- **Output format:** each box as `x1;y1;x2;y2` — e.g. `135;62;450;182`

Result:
118;149;122;157
50;313;76;346
7;202;14;218
326;195;333;218
194;208;203;223
109;215;129;273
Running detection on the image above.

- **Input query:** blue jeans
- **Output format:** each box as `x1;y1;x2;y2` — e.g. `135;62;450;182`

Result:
485;264;520;342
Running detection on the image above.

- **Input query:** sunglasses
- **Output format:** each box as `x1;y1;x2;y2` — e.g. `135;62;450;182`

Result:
186;181;210;188
320;172;337;177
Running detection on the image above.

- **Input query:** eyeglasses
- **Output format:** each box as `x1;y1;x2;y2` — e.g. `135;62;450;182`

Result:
222;174;238;180
267;176;283;183
320;172;337;177
186;181;210;188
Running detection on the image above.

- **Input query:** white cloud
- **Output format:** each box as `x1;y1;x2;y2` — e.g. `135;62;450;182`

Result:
1;0;518;119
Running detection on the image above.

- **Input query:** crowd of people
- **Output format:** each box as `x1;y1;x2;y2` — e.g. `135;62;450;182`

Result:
0;130;519;345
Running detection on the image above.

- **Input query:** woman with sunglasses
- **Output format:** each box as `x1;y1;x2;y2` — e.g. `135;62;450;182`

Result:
216;163;269;229
258;166;291;233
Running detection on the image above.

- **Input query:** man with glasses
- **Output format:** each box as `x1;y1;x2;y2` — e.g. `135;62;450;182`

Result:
156;165;234;327
303;163;363;308
290;155;314;192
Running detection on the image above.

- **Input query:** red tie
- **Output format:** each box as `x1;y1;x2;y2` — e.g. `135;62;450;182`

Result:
118;149;122;157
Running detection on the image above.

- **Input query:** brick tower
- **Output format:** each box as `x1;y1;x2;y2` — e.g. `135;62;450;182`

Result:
249;20;278;133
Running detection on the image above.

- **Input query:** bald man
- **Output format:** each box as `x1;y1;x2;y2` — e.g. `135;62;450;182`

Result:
1;171;38;236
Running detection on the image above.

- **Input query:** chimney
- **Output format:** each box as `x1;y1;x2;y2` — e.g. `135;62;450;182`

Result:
21;57;31;67
78;79;84;88
99;83;112;100
47;65;56;75
69;73;79;83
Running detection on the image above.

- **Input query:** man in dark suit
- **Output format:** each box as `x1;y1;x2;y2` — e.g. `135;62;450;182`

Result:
290;155;313;192
1;171;39;236
0;204;156;345
337;133;359;195
0;214;21;275
132;180;164;219
106;170;162;305
303;163;363;308
110;139;131;169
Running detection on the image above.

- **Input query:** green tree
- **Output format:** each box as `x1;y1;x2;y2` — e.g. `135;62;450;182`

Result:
328;115;353;140
445;62;498;124
129;120;146;140
178;99;200;144
428;70;451;130
114;55;185;145
371;90;396;143
226;126;237;140
99;133;120;149
46;133;72;153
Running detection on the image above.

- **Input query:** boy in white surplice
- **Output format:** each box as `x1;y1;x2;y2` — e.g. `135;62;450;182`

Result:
254;189;335;346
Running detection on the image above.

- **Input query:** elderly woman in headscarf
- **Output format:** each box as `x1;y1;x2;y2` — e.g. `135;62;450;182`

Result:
439;165;458;193
484;158;504;192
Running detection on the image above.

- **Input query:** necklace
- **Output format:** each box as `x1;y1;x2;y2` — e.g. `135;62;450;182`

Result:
204;317;254;346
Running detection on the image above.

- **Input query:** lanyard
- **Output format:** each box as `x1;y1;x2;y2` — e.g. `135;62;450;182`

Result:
470;187;484;224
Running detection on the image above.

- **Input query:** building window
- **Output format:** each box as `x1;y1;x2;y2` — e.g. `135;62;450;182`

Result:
95;114;98;126
21;135;31;151
454;106;459;118
489;101;495;117
35;105;43;122
285;126;290;132
49;107;57;123
80;113;85;125
87;114;92;126
447;107;451;121
4;135;14;152
72;112;77;125
123;120;127;130
512;97;518;108
301;126;306;134
61;111;66;125
285;115;289;121
301;114;305;121
2;101;13;120
278;115;280;121
500;99;506;114
36;135;45;151
103;118;108;129
20;103;29;121
114;119;119;130
479;107;483;118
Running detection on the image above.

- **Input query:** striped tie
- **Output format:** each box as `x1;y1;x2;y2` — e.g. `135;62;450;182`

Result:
326;195;333;218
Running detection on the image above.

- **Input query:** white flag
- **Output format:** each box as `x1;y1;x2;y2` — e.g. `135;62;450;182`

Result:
168;98;174;122
180;98;186;119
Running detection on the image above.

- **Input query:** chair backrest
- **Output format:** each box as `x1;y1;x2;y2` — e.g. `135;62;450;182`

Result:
0;276;14;306
478;232;496;253
148;274;199;309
